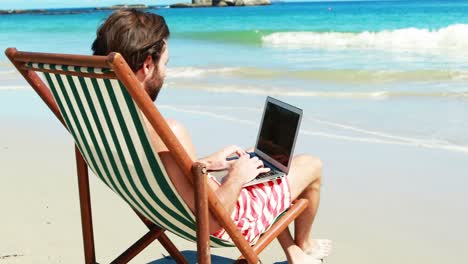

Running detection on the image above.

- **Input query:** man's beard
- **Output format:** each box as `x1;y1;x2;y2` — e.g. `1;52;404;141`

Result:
145;70;164;102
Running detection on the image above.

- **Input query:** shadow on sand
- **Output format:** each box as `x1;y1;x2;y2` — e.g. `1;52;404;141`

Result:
147;250;288;263
147;250;236;263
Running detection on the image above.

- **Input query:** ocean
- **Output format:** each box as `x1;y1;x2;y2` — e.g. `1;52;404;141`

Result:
1;0;468;154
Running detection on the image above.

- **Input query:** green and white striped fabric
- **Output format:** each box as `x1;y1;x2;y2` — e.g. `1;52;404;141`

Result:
28;62;234;248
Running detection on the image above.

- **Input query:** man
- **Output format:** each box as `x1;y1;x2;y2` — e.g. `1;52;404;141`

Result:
92;9;331;263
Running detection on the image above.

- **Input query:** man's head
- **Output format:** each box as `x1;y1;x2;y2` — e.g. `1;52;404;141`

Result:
92;9;170;101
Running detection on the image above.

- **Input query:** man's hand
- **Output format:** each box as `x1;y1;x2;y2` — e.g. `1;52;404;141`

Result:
228;155;270;185
200;145;247;171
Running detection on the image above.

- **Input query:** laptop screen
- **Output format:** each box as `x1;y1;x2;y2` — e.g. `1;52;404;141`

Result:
257;100;301;167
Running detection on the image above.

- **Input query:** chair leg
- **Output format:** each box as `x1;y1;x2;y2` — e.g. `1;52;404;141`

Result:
111;228;163;264
75;145;191;264
75;146;97;264
134;210;188;264
158;232;189;264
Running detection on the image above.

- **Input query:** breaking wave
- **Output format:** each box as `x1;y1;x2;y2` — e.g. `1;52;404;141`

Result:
262;24;468;53
177;24;468;54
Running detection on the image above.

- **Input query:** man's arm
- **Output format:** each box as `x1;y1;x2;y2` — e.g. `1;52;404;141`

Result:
199;145;246;171
208;155;269;219
146;118;267;233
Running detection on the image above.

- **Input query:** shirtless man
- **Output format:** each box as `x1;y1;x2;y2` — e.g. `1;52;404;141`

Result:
92;9;331;263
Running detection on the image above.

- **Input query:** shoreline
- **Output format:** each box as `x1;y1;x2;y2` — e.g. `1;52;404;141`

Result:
1;88;467;263
1;67;468;156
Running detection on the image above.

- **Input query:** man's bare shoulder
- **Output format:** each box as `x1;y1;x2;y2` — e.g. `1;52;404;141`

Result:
166;118;182;129
164;118;197;160
166;118;189;137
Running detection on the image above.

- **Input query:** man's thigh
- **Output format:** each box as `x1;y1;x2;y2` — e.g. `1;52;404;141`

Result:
286;154;322;200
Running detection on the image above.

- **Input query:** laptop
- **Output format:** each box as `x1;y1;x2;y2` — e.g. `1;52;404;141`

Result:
230;96;303;187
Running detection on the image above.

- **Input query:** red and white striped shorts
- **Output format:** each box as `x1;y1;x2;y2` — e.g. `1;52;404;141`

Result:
210;175;292;245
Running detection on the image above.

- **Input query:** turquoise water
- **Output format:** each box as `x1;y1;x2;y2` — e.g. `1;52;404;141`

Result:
1;0;468;151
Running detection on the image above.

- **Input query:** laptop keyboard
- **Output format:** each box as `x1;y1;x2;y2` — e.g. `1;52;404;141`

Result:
227;152;282;181
255;170;277;180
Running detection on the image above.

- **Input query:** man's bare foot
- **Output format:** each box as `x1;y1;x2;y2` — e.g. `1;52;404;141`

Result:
286;245;323;264
302;239;333;259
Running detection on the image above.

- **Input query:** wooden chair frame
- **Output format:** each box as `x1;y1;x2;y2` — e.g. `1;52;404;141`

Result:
5;47;308;264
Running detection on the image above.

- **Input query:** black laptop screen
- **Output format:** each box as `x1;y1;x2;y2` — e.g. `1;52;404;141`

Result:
257;101;300;167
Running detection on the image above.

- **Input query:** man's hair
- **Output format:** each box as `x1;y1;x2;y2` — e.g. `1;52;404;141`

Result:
92;9;170;72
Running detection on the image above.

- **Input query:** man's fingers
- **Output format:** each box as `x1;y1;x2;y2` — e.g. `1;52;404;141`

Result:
239;154;249;160
255;159;264;168
258;167;270;174
236;149;247;156
231;145;245;152
236;150;247;157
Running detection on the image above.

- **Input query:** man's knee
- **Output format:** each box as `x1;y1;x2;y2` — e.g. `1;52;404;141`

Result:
294;154;322;171
293;154;322;183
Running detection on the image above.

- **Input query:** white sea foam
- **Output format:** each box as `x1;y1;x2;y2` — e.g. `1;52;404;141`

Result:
166;67;237;78
262;24;468;54
0;85;29;90
160;104;468;154
0;70;16;75
162;104;262;112
178;84;468;99
167;66;468;84
300;130;468;153
159;105;257;125
305;117;467;151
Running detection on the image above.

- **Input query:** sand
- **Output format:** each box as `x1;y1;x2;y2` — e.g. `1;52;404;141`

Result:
1;87;468;264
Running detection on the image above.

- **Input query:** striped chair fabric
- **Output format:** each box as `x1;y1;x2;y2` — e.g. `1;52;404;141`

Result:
26;62;234;248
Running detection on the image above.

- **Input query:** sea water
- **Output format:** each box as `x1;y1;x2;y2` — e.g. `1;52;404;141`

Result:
1;0;468;152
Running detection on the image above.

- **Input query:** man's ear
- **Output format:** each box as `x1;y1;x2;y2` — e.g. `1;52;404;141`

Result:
141;55;155;76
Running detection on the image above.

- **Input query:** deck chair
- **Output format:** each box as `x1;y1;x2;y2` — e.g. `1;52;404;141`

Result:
5;47;308;264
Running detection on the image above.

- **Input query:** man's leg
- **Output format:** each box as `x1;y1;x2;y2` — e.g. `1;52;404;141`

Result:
277;227;322;264
288;154;322;251
277;154;325;257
